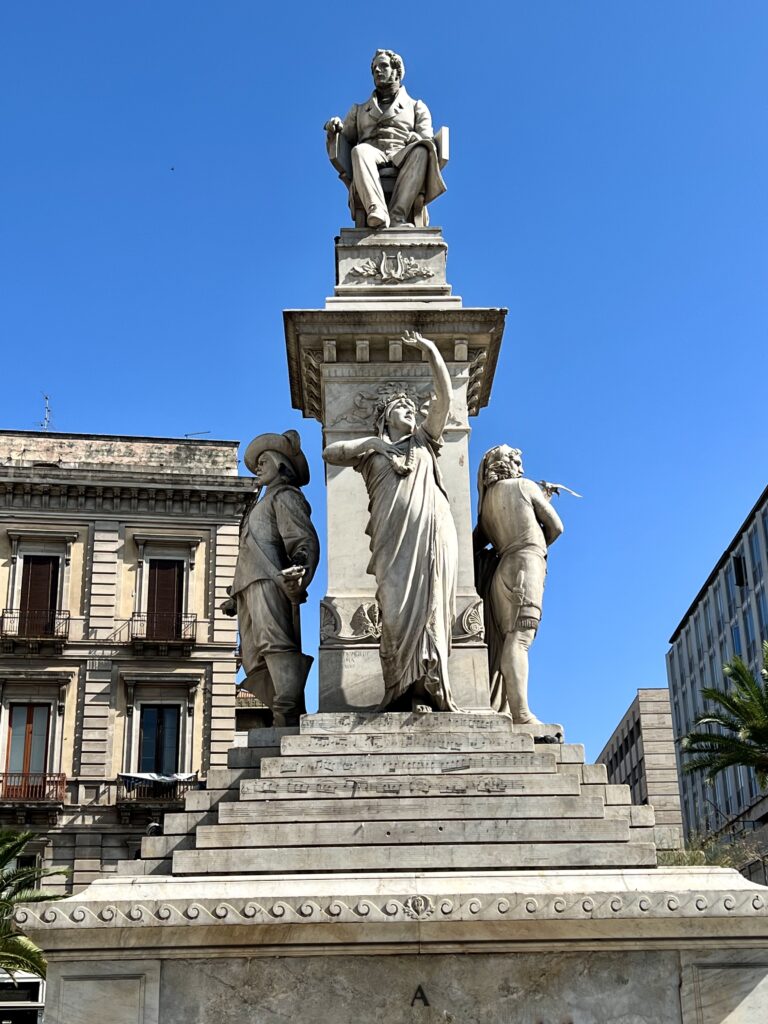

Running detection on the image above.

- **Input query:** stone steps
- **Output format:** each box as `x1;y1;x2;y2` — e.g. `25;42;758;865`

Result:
115;856;171;876
112;712;658;879
259;751;558;778
141;833;196;859
194;817;630;849
219;794;603;823
227;746;283;769
173;841;657;874
280;732;535;755
300;712;563;741
237;773;581;800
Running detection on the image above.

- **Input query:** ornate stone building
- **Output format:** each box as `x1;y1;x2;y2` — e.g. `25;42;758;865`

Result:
0;429;251;892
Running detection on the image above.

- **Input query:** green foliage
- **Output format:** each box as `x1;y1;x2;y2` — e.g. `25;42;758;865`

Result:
0;828;68;980
681;640;768;788
658;829;761;869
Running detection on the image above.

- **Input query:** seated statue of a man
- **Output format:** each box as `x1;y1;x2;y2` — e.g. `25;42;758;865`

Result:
324;49;446;229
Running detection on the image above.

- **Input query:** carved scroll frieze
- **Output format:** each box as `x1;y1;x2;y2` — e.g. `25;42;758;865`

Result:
15;888;768;931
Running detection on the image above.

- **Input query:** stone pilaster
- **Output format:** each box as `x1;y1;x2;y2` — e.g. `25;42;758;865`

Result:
284;227;507;711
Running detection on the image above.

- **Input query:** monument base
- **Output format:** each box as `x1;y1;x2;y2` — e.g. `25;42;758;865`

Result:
20;714;768;1022
318;645;492;711
29;868;768;1023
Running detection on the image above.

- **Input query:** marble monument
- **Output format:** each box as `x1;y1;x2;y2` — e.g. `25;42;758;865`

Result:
18;49;768;1024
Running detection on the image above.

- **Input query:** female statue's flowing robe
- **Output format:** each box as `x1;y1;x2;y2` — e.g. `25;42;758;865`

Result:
357;425;458;709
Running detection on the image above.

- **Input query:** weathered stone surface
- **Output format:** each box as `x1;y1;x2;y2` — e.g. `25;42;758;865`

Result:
194;817;629;849
19;866;768;943
227;745;283;768
156;951;682;1024
45;959;160;1024
245;726;300;746
301;711;564;740
259;751;557;777
237;773;580;800
173;841;656;874
680;947;768;1023
331;228;456;305
318;645;491;712
223;793;597;822
280;731;534;755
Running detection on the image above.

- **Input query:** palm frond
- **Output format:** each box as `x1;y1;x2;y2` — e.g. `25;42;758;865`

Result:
682;649;768;791
0;931;48;980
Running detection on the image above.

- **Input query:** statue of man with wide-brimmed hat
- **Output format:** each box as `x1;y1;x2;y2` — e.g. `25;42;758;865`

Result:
223;429;319;726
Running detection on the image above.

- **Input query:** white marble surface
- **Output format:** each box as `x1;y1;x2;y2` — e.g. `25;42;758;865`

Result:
45;959;160;1024
157;950;683;1024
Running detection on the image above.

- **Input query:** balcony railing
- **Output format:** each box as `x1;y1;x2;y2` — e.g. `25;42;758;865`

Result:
130;612;197;643
116;775;198;804
0;609;70;641
0;772;66;802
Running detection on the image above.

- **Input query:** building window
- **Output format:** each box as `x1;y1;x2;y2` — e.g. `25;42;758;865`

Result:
709;654;720;692
146;559;185;640
757;588;768;641
713;582;725;634
749;529;763;582
725;565;738;619
4;704;51;799
138;705;180;774
744;605;757;665
703;599;714;649
685;630;694;674
730;623;742;658
18;555;59;637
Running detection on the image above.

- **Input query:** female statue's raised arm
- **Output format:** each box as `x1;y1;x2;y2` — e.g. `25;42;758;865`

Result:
401;331;451;440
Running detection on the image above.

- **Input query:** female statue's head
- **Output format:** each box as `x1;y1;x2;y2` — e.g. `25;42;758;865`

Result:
376;392;417;439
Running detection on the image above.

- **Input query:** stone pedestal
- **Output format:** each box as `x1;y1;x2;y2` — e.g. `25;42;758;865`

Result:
285;227;506;712
329;226;460;307
21;715;768;1023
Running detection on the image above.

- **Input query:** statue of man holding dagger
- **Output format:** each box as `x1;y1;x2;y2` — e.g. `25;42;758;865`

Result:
222;430;319;727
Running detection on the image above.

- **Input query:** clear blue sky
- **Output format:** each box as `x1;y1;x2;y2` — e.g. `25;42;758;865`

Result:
2;3;766;758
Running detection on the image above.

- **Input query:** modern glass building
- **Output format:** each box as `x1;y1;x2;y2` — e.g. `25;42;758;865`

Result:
666;484;768;851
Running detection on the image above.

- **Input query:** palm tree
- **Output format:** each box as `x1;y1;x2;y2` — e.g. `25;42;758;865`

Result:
682;640;768;787
0;828;68;980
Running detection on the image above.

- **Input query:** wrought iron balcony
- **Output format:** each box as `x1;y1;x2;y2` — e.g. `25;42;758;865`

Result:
130;612;197;643
0;608;70;641
116;775;198;805
0;772;66;802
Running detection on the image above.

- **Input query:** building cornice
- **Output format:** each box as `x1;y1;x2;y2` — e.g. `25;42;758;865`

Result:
0;473;255;519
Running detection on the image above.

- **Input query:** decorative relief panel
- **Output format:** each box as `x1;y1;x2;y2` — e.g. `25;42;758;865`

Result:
452;600;484;644
347;252;436;283
321;599;382;645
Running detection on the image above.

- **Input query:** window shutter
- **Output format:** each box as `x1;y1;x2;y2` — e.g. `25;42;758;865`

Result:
146;560;184;639
19;556;59;636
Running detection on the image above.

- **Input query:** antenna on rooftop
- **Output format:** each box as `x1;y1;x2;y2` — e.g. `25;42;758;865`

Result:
184;430;211;438
39;394;52;431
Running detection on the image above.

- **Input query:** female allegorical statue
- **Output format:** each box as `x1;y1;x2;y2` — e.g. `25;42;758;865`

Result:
322;332;459;712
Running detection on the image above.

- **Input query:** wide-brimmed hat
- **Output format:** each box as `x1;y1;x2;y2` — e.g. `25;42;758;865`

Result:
243;429;310;486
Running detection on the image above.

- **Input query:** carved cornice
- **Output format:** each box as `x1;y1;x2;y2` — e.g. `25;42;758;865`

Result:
0;475;253;520
15;887;768;932
284;308;506;422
